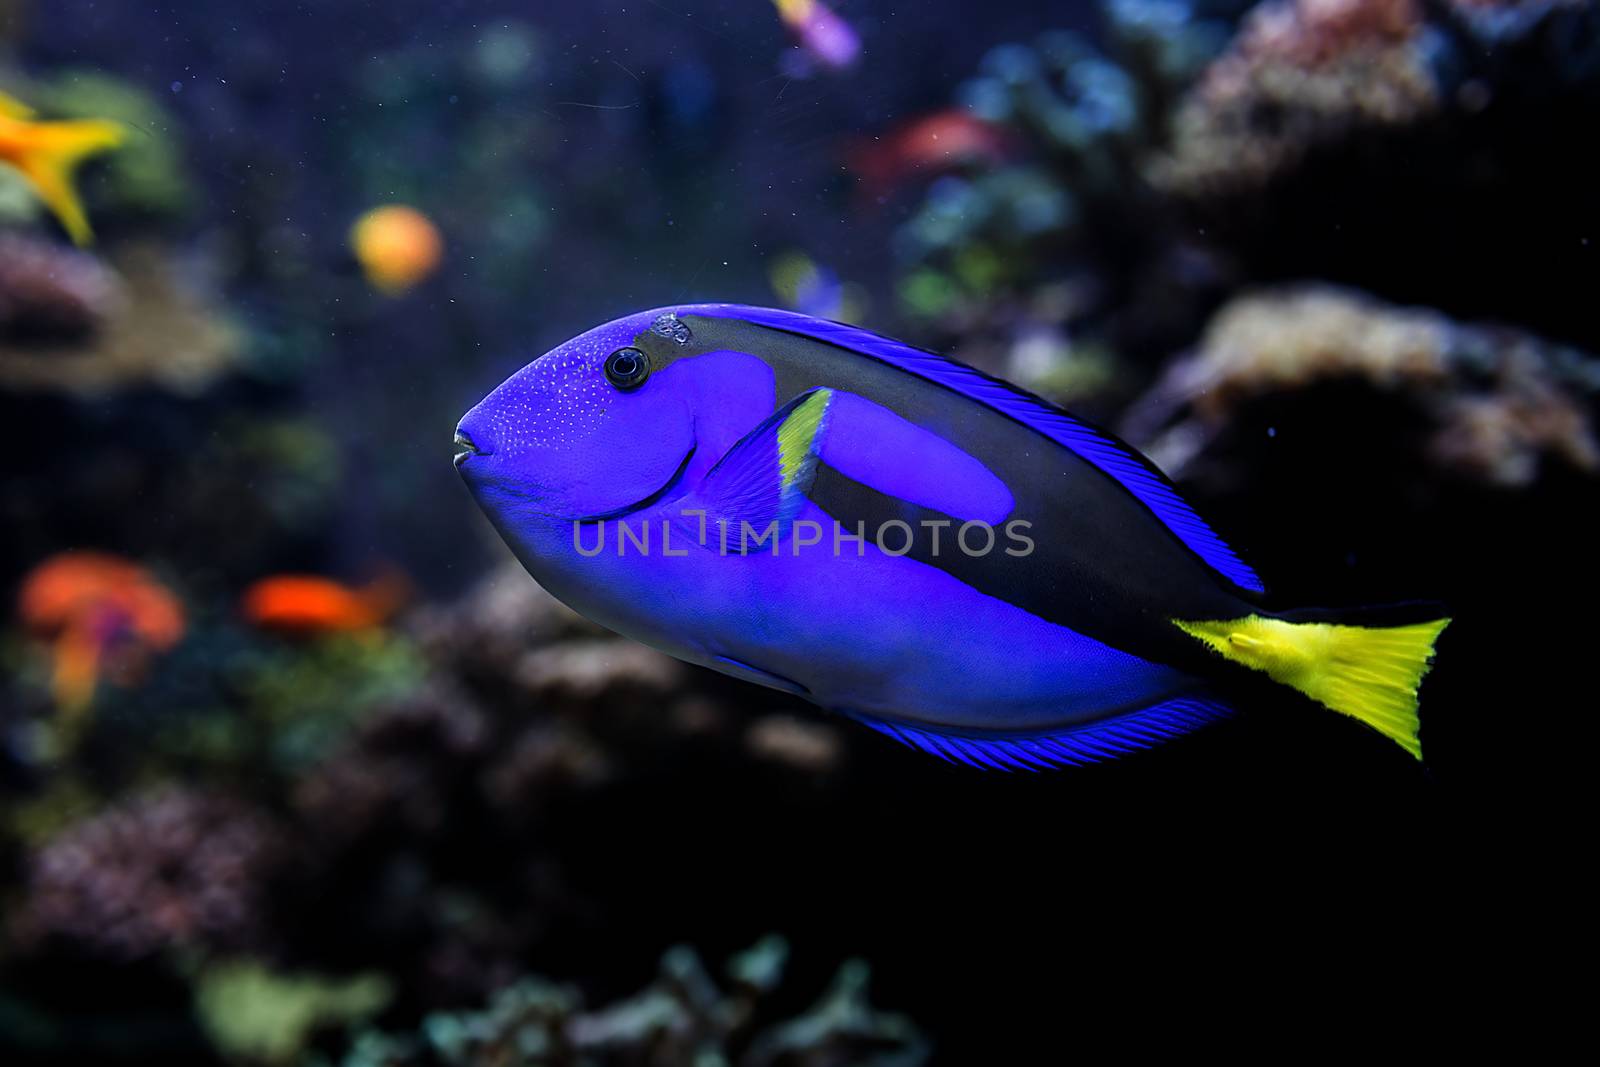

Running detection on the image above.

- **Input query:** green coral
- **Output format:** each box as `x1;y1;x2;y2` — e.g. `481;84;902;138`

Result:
33;70;193;221
233;631;430;775
196;962;392;1065
140;627;429;780
335;937;927;1067
745;959;928;1067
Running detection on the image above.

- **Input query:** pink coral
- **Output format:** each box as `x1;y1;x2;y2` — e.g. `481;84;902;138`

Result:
0;230;123;340
11;786;286;959
1236;0;1421;68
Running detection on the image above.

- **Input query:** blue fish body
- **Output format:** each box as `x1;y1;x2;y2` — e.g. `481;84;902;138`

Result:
456;305;1449;767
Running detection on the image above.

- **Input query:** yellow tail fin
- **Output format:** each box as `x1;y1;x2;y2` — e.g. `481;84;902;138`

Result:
5;117;124;245
1173;614;1450;759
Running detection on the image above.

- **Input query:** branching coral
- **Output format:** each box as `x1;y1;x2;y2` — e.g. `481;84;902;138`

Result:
339;938;928;1067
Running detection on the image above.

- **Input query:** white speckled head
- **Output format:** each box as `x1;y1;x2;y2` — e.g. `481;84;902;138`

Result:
455;308;696;520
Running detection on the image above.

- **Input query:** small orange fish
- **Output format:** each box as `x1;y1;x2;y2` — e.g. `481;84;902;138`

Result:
242;572;409;634
17;552;184;715
848;110;1008;199
0;92;124;246
349;205;443;295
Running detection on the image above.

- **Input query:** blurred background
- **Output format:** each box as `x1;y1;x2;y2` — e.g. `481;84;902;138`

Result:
0;0;1589;1062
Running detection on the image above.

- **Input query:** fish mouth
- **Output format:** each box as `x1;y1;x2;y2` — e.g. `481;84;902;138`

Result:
576;444;697;522
453;430;485;468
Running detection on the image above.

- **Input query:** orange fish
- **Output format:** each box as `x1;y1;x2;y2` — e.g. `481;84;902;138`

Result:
848;110;1008;200
349;205;443;295
242;572;409;634
0;91;124;246
17;551;184;715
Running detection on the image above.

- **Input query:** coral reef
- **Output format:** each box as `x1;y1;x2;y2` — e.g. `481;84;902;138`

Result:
1;1;1587;1062
409;561;597;667
894;0;1600;383
890;2;1251;394
1122;284;1600;487
1153;0;1600;199
337;938;927;1067
289;687;493;845
413;562;677;708
1150;0;1437;195
0;240;239;395
743;714;843;772
0;230;123;341
9;785;288;960
897;28;1147;293
412;559;846;770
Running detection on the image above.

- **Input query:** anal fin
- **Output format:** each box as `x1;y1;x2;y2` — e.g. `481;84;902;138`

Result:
845;695;1233;771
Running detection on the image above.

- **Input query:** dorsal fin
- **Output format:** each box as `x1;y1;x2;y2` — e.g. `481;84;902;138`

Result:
688;305;1265;594
846;695;1233;771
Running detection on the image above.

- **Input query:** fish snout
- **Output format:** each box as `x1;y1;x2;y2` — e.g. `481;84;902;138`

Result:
453;427;486;469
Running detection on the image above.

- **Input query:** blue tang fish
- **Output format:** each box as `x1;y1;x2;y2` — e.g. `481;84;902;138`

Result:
455;305;1449;769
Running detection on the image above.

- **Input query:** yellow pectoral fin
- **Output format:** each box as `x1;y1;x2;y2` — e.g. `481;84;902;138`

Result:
1174;614;1450;760
9;118;125;245
776;387;833;490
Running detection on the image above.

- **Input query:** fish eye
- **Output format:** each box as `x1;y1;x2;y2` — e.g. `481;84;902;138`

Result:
604;347;650;390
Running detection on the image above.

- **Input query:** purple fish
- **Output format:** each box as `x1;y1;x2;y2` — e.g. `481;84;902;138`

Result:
773;0;860;72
